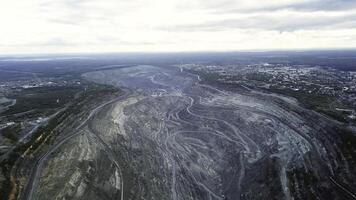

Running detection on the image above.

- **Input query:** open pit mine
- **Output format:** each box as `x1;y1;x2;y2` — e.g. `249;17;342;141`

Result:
22;65;356;200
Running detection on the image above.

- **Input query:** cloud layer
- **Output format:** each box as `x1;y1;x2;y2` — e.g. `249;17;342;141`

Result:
0;0;355;54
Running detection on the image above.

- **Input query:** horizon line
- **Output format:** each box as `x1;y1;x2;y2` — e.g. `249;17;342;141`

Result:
1;47;356;57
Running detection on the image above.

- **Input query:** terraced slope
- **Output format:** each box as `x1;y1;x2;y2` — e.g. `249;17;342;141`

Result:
24;65;356;200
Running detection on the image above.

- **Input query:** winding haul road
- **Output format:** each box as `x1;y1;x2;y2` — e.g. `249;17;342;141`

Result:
23;92;129;200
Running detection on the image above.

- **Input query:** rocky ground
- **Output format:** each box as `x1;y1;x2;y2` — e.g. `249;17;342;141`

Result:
21;65;356;200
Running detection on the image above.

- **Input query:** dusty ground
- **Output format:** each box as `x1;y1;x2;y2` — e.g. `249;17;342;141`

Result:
23;65;356;200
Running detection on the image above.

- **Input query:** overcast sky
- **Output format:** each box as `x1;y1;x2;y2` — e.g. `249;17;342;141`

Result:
0;0;356;54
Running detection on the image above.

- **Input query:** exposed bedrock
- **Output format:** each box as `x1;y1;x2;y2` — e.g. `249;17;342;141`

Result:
28;65;356;200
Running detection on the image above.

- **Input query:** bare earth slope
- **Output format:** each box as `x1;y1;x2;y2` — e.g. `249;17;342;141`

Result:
25;65;356;200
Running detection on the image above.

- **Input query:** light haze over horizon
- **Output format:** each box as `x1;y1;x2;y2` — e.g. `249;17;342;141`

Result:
1;0;356;54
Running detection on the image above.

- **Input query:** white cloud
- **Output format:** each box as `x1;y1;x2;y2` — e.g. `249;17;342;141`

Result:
0;0;355;54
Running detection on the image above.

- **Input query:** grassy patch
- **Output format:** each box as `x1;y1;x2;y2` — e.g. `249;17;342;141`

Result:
0;124;21;142
3;86;82;116
269;87;352;123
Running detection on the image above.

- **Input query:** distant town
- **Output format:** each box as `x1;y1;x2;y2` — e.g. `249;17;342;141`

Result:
179;63;356;123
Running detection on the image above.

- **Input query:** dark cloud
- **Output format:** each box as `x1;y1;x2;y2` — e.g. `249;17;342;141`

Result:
162;11;356;32
215;0;356;14
277;0;356;12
